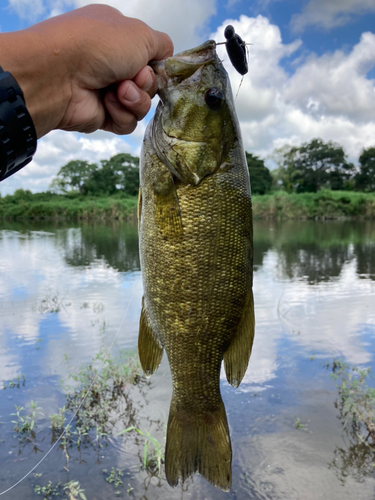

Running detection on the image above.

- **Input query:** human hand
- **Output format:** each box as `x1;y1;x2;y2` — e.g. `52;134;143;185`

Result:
0;4;173;138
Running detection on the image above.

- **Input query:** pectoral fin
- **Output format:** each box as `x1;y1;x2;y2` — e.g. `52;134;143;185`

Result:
224;289;255;388
153;160;183;239
138;297;163;377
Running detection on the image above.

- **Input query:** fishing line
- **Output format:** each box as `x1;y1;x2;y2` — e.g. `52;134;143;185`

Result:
0;278;140;497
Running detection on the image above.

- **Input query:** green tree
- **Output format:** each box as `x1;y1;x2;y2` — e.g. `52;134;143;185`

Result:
50;160;97;194
271;145;299;193
49;154;140;196
101;153;139;196
271;139;354;193
292;139;354;192
355;147;375;192
81;162;118;195
245;152;272;194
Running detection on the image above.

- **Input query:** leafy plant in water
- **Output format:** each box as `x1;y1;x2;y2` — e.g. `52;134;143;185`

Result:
103;467;123;491
57;347;144;451
33;479;86;500
328;358;375;444
11;400;43;435
50;406;66;431
34;480;62;498
3;374;25;390
118;426;165;477
63;480;87;500
323;358;375;484
36;293;63;314
294;418;305;429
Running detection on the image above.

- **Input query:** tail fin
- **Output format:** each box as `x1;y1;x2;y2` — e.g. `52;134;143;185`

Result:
165;399;232;491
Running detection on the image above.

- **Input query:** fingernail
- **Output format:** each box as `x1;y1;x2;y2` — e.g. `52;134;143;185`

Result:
123;83;140;103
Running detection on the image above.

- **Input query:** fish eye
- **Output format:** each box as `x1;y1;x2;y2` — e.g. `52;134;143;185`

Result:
205;88;224;110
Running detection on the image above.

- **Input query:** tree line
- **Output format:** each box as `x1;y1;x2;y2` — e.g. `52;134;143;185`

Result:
50;153;140;196
50;139;375;196
248;139;375;194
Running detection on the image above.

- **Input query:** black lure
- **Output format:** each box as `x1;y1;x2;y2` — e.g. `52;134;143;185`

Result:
224;25;248;76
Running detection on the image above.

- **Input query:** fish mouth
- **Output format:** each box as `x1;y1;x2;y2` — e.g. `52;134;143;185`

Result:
150;40;217;88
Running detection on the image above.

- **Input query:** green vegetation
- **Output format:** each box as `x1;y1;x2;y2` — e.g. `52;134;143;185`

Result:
2;140;374;220
103;467;124;496
1;341;165;497
50;153;139;196
3;374;25;390
11;400;43;437
252;189;375;219
0;189;138;221
356;147;375;192
34;479;87;500
327;359;375;445
118;426;165;477
294;418;305;430
272;139;355;193
246;152;272;194
326;359;375;483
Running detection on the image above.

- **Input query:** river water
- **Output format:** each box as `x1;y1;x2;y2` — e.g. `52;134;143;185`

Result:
0;219;374;500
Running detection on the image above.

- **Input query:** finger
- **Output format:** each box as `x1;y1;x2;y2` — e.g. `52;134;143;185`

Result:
102;90;138;135
132;66;158;98
149;29;174;62
117;80;152;120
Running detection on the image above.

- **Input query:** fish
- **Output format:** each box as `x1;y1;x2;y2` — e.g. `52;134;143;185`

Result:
137;40;254;491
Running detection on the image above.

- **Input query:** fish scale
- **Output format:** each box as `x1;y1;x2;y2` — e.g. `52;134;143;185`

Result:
137;40;254;491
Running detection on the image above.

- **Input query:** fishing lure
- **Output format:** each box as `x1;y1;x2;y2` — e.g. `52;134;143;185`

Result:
223;25;248;76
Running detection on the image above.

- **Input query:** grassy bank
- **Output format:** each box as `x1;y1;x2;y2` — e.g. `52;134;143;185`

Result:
0;191;138;221
252;190;375;220
1;189;375;221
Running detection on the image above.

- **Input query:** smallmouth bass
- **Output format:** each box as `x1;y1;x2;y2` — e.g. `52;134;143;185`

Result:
137;40;254;491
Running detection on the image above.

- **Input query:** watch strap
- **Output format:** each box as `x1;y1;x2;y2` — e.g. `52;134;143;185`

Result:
0;66;37;181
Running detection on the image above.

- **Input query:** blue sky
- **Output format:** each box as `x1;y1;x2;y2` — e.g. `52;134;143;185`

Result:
1;0;375;193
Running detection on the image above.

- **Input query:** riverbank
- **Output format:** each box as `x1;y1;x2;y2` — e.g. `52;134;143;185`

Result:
0;191;138;221
252;190;375;219
1;189;374;221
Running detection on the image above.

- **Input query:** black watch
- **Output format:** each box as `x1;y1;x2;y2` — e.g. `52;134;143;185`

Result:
0;66;37;181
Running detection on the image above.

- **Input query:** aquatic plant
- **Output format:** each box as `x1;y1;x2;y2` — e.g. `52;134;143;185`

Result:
119;426;165;477
103;467;124;493
294;418;305;429
50;406;66;431
11;400;43;436
34;480;62;498
327;358;375;444
3;374;25;390
33;479;87;500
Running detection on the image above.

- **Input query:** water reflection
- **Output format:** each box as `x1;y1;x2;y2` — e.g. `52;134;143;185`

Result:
55;222;140;272
0;219;374;499
254;220;375;282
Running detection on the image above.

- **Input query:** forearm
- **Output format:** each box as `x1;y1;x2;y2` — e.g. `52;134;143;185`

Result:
0;5;173;144
0;29;72;139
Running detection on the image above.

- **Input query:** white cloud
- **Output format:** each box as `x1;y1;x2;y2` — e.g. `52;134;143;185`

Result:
0;130;136;195
7;0;46;21
291;0;375;32
3;8;375;193
211;16;375;164
42;0;216;53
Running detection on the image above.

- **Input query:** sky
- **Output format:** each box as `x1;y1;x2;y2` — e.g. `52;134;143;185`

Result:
1;0;375;194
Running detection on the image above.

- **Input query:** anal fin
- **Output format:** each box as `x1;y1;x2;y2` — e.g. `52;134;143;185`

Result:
138;297;163;377
224;289;255;388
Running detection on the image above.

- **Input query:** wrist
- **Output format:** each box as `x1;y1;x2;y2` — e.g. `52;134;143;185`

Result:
0;67;37;180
